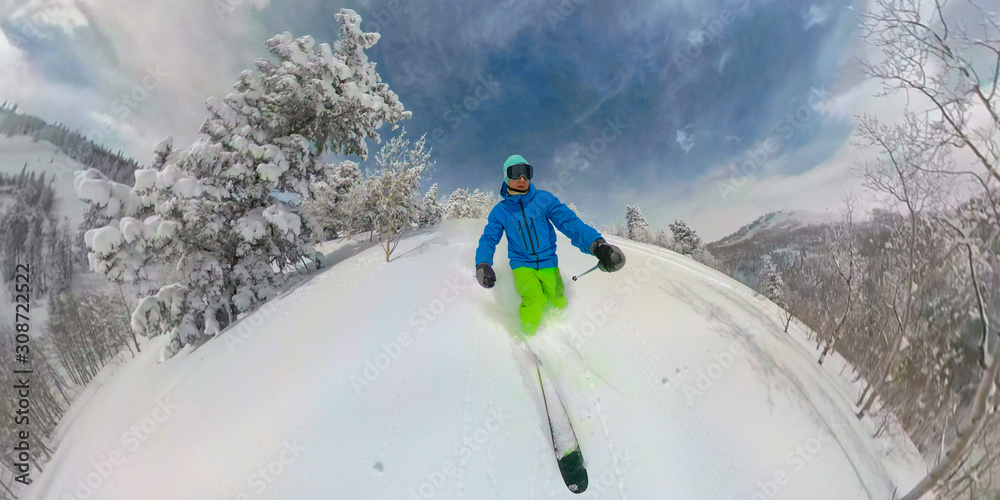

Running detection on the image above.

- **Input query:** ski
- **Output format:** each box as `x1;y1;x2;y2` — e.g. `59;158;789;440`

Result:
531;351;588;494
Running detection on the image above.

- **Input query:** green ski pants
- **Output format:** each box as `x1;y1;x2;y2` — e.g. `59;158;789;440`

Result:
512;267;567;336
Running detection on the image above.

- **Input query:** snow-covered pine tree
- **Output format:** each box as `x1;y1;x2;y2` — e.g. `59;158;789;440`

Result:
341;174;375;238
79;9;411;359
330;160;363;193
652;228;670;248
468;189;497;218
418;183;443;228
305;159;364;240
444;188;472;219
757;254;784;304
0;165;79;295
567;202;580;217
364;130;431;261
74;165;165;291
625;205;649;242
600;222;625;238
669;219;702;256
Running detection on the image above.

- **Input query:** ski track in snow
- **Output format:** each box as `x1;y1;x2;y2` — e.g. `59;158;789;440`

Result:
376;307;421;481
621;319;737;492
370;263;421;493
524;339;560;498
619;322;729;499
528;417;546;498
574;342;627;499
567;284;629;499
484;320;500;498
454;324;482;499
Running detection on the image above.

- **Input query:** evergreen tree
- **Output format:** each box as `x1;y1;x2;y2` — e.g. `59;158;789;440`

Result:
652;228;670;248
418;183;443;228
79;9;411;358
625;205;649;242
445;188;473;219
757;254;785;304
305;160;365;240
669;219;702;256
468;189;497;218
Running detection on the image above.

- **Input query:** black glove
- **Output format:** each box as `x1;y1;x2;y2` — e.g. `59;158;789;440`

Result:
590;238;625;273
476;263;496;288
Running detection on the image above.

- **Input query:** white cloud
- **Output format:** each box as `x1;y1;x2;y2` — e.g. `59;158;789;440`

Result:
813;83;867;121
468;0;549;49
615;66;901;240
686;29;707;47
0;30;86;112
5;0;90;35
567;66;634;129
602;137;872;242
1;0;275;163
589;0;993;241
689;145;867;240
675;128;695;153
803;4;830;30
636;71;994;241
88;111;156;153
717;48;733;73
0;32;30;91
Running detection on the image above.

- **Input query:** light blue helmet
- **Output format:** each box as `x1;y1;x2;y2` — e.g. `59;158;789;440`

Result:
503;154;529;185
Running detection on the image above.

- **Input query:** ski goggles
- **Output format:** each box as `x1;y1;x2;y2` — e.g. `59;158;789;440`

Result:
506;163;533;181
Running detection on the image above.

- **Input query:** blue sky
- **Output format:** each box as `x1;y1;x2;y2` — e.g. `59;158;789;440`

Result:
0;0;890;239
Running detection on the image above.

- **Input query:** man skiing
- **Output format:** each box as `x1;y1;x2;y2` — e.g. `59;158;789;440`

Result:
474;154;626;337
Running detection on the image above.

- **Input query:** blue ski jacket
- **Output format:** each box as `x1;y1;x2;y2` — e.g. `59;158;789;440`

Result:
475;182;602;270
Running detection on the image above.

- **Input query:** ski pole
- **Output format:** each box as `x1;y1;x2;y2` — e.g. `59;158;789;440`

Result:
571;264;600;281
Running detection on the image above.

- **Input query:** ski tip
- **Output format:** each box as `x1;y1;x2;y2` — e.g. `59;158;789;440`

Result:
558;449;588;493
566;475;588;493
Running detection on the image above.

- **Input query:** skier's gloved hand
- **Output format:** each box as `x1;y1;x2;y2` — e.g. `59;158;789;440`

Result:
590;238;625;273
476;263;496;288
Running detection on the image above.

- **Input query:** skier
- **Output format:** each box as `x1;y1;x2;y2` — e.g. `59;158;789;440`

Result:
474;154;626;337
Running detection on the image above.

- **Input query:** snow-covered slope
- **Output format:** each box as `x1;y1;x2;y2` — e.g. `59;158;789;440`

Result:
0;136;88;227
713;209;839;247
20;220;926;499
0;136;92;328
